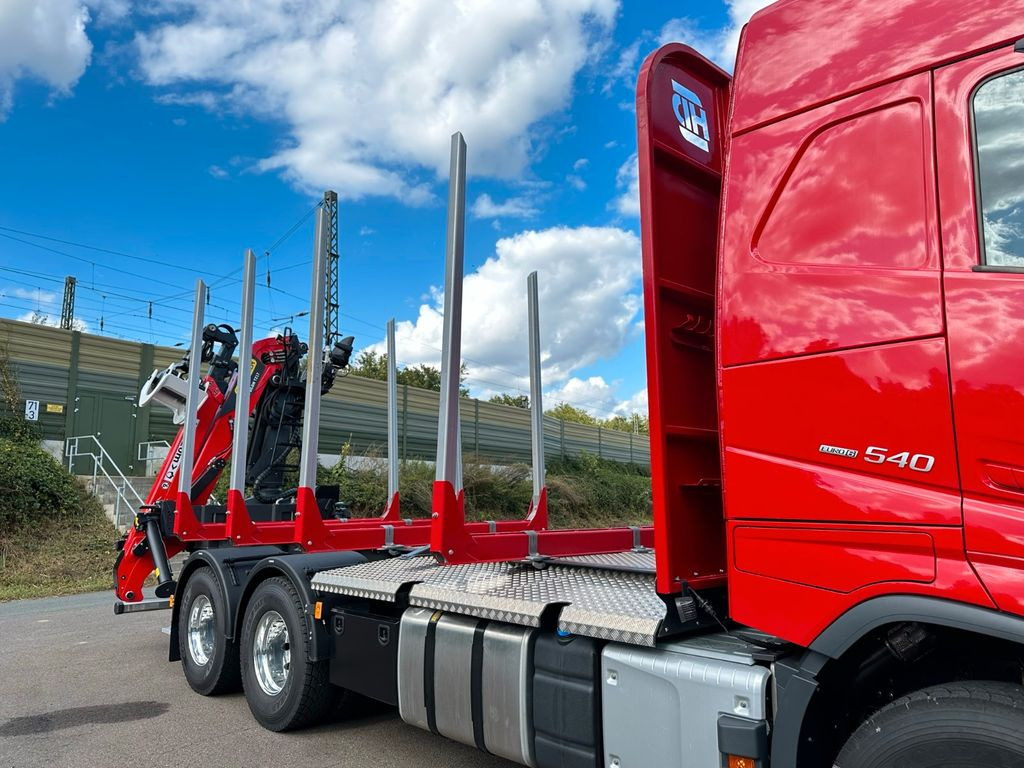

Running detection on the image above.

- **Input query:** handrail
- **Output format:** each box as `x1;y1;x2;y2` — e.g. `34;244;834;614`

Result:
137;440;170;476
66;435;146;528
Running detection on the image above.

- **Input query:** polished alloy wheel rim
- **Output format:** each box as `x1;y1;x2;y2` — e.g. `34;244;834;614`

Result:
187;594;215;666
253;610;290;696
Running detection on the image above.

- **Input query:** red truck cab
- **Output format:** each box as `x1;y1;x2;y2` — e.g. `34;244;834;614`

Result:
640;0;1024;762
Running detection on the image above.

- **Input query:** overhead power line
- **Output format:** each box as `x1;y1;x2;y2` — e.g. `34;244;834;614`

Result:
0;225;204;274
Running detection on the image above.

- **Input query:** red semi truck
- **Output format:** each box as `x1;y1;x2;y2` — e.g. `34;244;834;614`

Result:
115;1;1024;765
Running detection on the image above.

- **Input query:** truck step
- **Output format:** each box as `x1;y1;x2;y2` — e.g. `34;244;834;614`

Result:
312;553;667;646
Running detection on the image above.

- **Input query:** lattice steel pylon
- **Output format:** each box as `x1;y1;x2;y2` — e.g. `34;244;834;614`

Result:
322;190;339;345
60;276;76;330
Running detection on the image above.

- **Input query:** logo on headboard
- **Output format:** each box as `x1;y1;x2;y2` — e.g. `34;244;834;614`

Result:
671;79;710;153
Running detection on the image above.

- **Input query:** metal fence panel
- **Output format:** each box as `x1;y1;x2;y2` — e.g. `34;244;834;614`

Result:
78;333;141;376
0;318;650;467
3;360;68;437
0;319;71;367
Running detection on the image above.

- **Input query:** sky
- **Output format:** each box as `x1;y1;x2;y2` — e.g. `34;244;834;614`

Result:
0;0;770;419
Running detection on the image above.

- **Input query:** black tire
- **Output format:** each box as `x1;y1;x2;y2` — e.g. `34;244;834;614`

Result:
835;681;1024;768
240;576;339;731
177;567;241;695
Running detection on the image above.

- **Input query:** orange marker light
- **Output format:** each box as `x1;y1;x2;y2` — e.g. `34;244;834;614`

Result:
728;756;754;768
314;601;323;620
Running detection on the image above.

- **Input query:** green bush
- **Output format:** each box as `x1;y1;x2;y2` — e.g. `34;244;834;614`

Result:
0;437;81;533
328;445;391;513
0;412;41;443
210;443;652;529
546;453;652;528
326;448;651;528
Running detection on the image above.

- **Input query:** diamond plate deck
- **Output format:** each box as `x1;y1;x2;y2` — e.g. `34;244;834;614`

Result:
311;553;667;646
547;550;656;574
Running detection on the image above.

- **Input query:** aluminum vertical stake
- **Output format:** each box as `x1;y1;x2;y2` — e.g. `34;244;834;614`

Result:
299;207;328;492
527;271;546;522
435;132;467;492
178;279;206;503
385;317;400;518
230;250;256;495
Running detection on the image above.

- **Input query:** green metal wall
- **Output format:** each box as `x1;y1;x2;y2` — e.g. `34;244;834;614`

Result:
0;318;650;470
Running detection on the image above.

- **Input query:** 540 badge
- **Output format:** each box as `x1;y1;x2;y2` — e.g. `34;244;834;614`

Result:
819;443;935;473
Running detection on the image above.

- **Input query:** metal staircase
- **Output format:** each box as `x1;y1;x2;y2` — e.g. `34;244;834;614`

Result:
65;435;146;529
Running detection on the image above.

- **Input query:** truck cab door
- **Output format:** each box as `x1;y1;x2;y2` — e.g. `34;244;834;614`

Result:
936;45;1024;614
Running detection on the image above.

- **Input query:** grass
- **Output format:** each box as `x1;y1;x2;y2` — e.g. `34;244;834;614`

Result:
0;489;118;602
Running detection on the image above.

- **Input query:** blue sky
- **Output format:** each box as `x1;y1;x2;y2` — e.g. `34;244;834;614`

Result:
0;0;762;418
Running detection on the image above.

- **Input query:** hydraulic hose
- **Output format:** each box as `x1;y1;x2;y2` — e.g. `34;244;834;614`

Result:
144;518;176;598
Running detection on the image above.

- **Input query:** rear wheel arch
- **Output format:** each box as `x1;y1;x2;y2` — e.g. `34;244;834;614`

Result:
774;595;1024;767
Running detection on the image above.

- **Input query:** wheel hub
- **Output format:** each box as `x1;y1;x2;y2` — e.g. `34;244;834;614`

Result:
253;610;290;696
187;594;216;667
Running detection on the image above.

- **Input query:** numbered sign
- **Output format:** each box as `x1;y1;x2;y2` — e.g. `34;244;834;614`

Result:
24;399;39;421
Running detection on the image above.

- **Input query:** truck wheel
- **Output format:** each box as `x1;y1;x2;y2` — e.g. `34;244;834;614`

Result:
835;681;1024;767
240;576;338;731
177;567;241;695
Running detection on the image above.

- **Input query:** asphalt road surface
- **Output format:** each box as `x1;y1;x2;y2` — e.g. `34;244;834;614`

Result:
0;591;513;768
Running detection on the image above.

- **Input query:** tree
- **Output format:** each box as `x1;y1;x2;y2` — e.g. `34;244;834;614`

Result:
350;350;470;396
350;349;388;380
545;402;598;426
488;393;529;409
545;402;649;434
602;413;649;434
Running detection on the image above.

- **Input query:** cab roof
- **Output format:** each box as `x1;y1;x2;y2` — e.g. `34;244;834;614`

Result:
732;0;1024;133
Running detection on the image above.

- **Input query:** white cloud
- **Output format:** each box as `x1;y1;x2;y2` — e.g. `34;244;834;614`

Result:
0;0;93;118
545;375;647;419
16;310;52;325
369;225;642;400
612;152;639;217
605;36;642;93
717;0;775;67
136;0;618;201
154;91;219;109
617;387;647;417
359;226;375;236
565;157;588;191
657;17;717;57
16;310;88;332
471;193;539;220
12;287;56;303
657;2;774;70
208;164;228;179
85;0;129;26
604;16;716;93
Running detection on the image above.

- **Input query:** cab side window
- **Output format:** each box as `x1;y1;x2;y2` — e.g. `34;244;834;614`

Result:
974;68;1024;267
